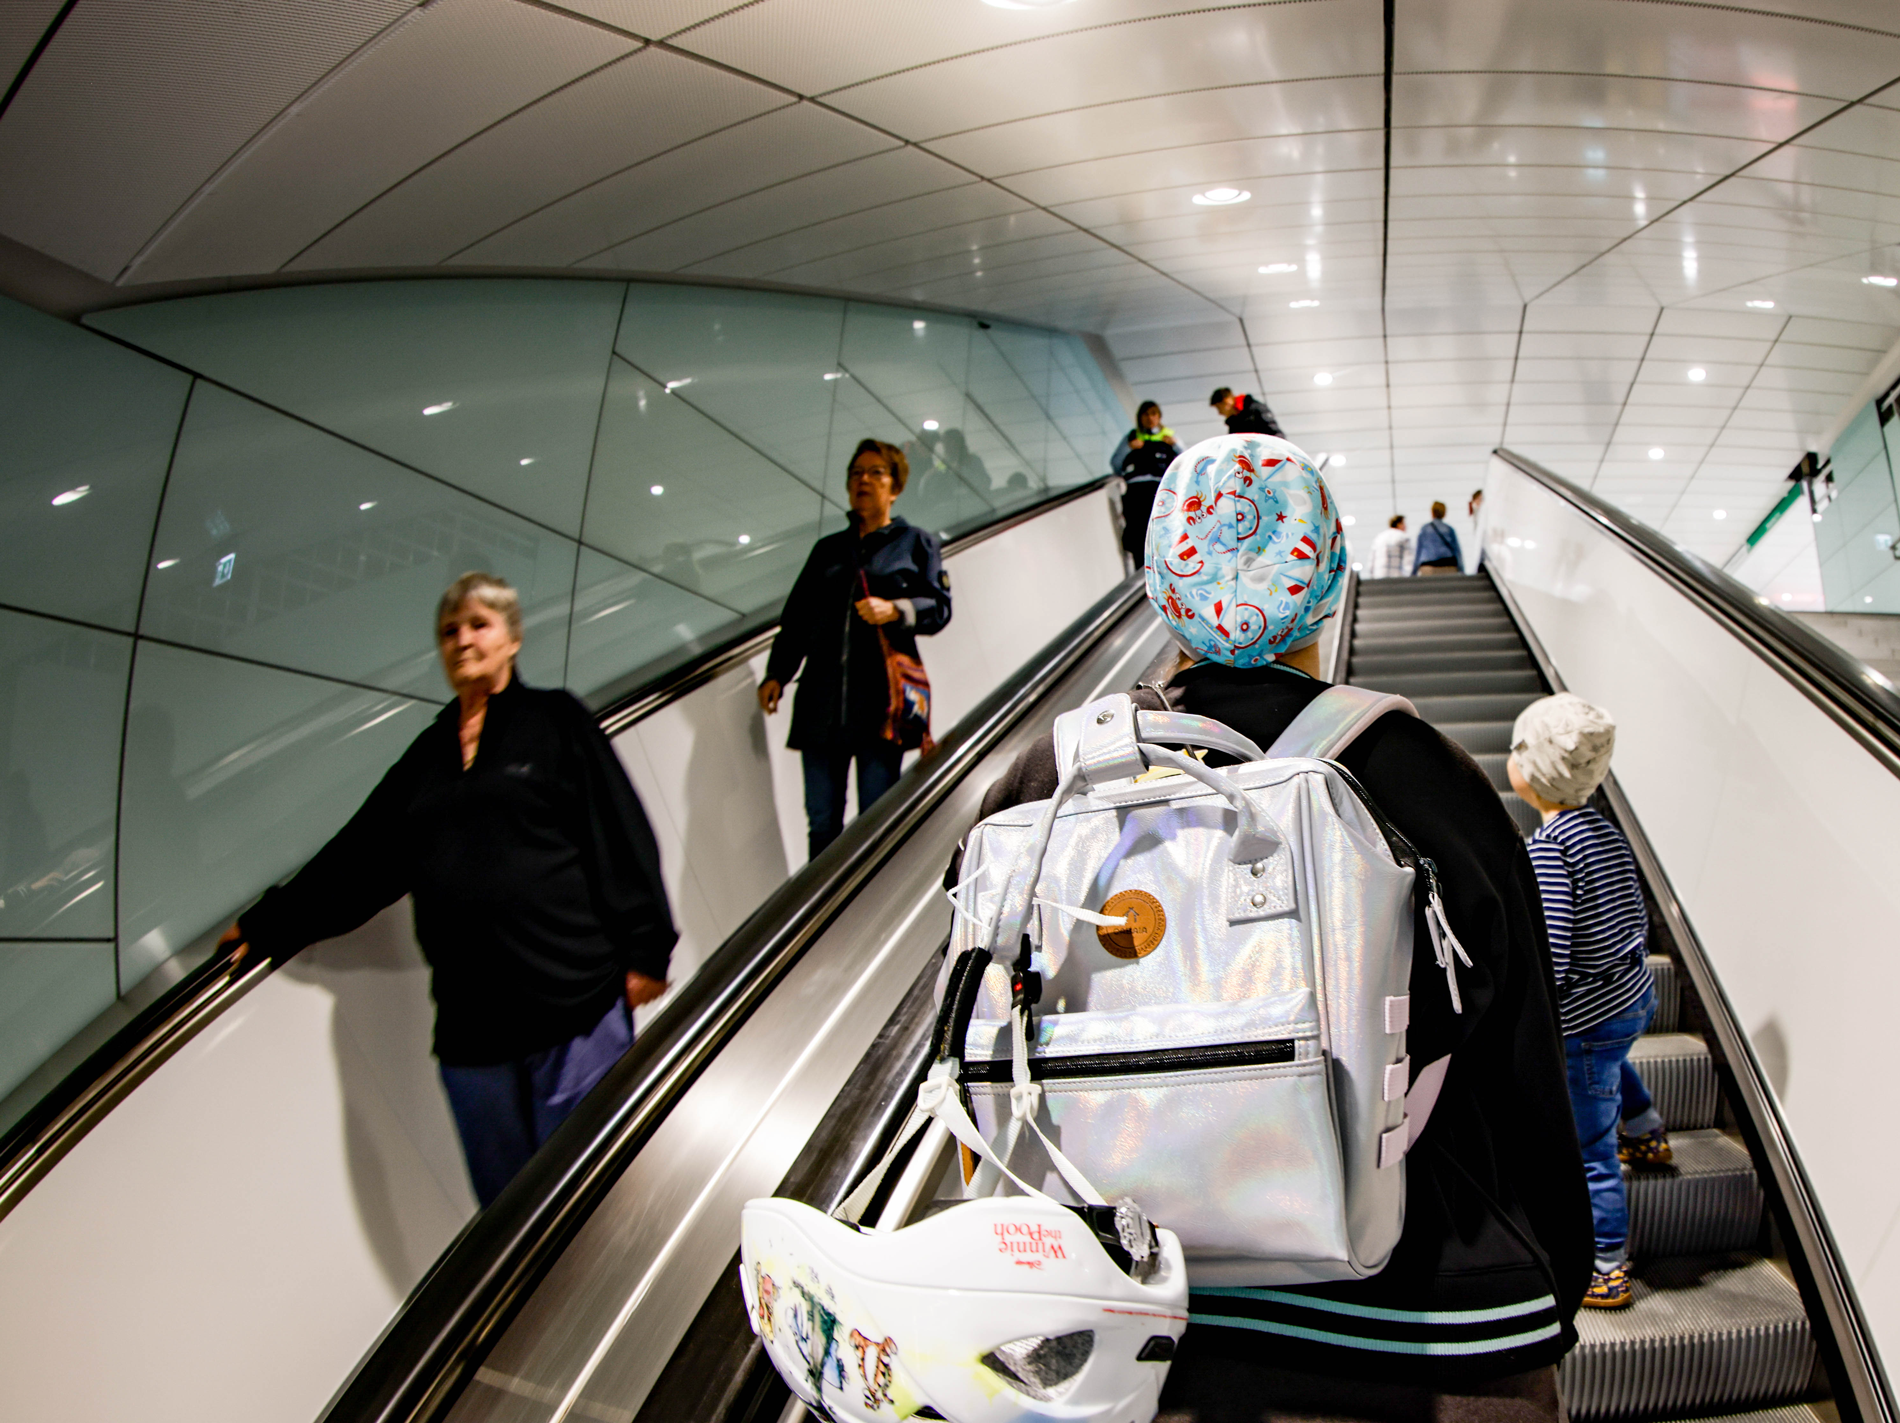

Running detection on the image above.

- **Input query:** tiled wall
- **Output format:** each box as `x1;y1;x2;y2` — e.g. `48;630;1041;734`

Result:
0;278;1125;1125
1817;385;1900;611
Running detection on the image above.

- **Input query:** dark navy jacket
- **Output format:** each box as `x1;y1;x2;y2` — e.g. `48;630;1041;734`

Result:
1222;392;1285;438
765;515;951;751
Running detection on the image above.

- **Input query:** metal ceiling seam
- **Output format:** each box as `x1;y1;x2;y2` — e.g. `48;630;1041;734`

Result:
0;0;77;126
800;0;1333;99
439;100;806;266
277;41;657;274
920;76;1385;147
1605;0;1900;43
975;127;1387;187
114;1;442;285
1497;302;1529;451
1658;312;1791;539
1588;306;1664;491
1526;70;1900;304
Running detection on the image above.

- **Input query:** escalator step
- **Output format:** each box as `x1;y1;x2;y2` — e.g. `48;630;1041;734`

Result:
1430;720;1516;755
1649;956;1679;1034
1356;610;1518;633
1627;1130;1763;1258
1351;632;1525;655
1631;1034;1719;1131
1687;1406;1828;1423
1499;791;1539;835
1473;752;1510;790
1355;669;1545;697
1561;1254;1815;1421
1350;649;1537;677
1406;693;1542;724
1355;577;1492;597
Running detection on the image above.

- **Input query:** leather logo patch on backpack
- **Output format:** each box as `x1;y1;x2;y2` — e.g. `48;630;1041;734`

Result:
1097;889;1166;959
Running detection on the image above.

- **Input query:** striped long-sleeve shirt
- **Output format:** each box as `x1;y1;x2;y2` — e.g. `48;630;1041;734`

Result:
1526;806;1651;1035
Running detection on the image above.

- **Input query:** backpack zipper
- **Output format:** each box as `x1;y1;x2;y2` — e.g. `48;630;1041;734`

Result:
961;1037;1298;1083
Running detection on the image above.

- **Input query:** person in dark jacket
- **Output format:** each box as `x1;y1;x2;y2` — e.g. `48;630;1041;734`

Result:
760;439;952;859
1109;400;1182;561
962;435;1590;1420
222;572;676;1208
1209;384;1284;437
1414;499;1464;575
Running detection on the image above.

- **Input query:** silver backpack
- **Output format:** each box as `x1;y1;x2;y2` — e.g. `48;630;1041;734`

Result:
940;685;1468;1287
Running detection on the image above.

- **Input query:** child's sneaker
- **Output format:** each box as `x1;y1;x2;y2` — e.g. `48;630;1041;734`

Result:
1619;1127;1673;1168
1583;1266;1634;1309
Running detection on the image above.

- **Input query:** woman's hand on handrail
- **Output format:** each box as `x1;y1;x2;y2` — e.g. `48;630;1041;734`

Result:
218;922;251;974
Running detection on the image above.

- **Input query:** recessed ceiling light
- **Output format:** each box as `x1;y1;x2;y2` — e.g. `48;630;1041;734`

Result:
1330;454;1347;467
422;401;456;415
1314;371;1333;386
1863;275;1897;287
1341;514;1356;526
1867;595;1876;603
1648;447;1665;460
913;320;927;330
519;457;536;466
155;558;179;570
1688;368;1706;382
1713;509;1727;519
922;419;940;431
1506;536;1523;548
358;501;377;511
823;371;845;380
737;534;752;545
1746;299;1775;309
663;378;693;392
1193;187;1251;206
650;484;664;495
1259;262;1298;274
1290;299;1320;309
1351;561;1363;571
50;485;90;506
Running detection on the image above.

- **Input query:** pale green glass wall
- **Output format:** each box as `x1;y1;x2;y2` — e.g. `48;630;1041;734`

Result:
1817;386;1900;610
0;278;1125;1126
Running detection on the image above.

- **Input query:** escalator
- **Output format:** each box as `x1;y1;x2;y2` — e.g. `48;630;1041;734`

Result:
1343;575;1816;1423
324;452;1899;1423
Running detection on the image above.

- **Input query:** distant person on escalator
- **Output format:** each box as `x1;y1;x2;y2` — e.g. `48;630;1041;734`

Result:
221;572;676;1209
759;439;952;860
1412;499;1463;575
1110;399;1181;562
1209;384;1284;438
1510;693;1665;1313
965;433;1590;1419
1368;513;1413;578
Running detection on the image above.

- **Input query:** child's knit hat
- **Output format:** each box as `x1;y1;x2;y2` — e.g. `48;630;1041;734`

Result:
1511;693;1616;806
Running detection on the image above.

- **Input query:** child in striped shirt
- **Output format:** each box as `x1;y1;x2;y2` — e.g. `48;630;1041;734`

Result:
1510;693;1668;1311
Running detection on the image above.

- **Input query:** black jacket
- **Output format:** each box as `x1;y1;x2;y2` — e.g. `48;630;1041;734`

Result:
966;663;1590;1386
765;516;951;751
241;677;676;1065
1223;392;1285;438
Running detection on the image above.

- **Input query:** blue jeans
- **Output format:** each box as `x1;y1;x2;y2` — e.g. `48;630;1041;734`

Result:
1565;985;1658;1273
802;743;903;859
439;996;634;1208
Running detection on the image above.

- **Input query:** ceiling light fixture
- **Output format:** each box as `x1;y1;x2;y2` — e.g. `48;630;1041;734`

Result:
823;371;845;380
1259;262;1298;274
922;419;940;431
1688;368;1706;382
913;320;927;330
155;558;179;570
737;534;752;545
1314;371;1333;386
1341;514;1356;526
1330;454;1347;467
50;485;90;506
1863;275;1897;287
358;501;377;511
1746;299;1775;309
1290;299;1319;309
422;401;456;415
1713;509;1728;520
519;457;536;466
1192;187;1251;206
1648;447;1665;460
663;378;693;392
650;484;664;495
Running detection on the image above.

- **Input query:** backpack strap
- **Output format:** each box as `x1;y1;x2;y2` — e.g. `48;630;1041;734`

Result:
1265;684;1419;761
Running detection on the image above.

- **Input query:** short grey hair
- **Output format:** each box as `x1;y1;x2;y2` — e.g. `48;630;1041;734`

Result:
437;571;522;642
1511;693;1615;806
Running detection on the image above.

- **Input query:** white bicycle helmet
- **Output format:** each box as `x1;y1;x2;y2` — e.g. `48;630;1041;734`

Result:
742;1044;1188;1423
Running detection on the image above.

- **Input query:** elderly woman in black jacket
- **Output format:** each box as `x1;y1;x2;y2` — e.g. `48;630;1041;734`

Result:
759;439;952;858
222;572;675;1207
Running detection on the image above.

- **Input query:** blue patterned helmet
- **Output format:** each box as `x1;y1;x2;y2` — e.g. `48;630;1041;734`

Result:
1144;434;1348;667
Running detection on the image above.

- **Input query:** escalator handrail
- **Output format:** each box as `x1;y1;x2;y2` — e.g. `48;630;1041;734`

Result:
320;574;1149;1423
0;475;1118;1224
1492;446;1900;777
1486;562;1898;1423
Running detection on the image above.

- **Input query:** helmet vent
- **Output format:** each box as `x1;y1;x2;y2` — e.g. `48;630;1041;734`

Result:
980;1329;1095;1401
